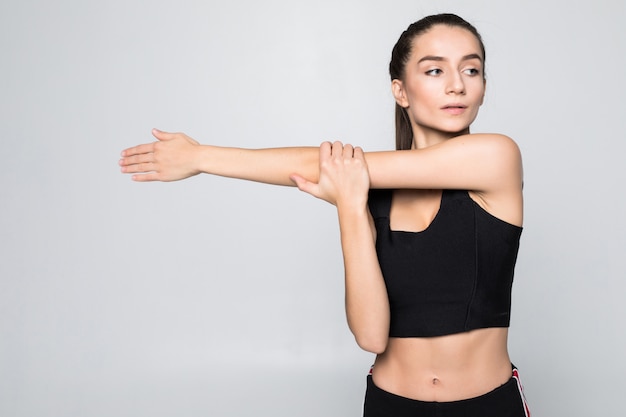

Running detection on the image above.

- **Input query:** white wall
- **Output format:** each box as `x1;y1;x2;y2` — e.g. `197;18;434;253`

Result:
1;0;624;416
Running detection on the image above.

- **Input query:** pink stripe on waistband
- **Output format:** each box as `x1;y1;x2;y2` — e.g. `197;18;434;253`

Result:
512;367;531;417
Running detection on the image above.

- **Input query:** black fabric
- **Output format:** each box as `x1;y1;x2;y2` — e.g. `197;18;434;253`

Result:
363;372;529;417
368;189;522;337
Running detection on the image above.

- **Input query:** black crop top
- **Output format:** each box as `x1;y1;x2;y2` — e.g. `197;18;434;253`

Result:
368;189;522;337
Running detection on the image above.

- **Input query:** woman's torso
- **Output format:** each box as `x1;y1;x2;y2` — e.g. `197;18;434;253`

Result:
369;188;521;401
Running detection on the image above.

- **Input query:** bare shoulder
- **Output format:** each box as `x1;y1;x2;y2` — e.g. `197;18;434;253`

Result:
457;133;521;158
364;133;522;203
457;133;522;179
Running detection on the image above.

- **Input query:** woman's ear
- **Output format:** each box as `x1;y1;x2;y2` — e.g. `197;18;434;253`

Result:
391;79;409;108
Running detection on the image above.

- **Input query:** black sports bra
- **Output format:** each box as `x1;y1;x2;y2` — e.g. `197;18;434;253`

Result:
368;189;522;337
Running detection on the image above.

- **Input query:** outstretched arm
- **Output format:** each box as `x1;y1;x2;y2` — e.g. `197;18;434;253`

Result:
120;130;522;224
121;130;519;189
292;142;390;353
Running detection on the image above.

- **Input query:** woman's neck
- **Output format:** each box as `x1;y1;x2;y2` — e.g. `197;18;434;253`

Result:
411;125;470;149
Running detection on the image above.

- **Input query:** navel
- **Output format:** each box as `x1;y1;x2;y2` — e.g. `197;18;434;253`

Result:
432;377;440;385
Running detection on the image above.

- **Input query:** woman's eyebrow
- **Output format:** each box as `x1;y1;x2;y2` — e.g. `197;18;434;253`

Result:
417;53;483;64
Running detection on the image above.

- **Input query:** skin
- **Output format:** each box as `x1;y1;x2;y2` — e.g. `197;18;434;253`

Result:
119;24;523;402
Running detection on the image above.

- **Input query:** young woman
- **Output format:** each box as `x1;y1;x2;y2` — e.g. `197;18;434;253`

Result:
120;13;530;417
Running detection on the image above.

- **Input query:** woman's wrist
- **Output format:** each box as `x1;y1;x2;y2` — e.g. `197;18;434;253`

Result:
193;144;216;175
337;203;369;223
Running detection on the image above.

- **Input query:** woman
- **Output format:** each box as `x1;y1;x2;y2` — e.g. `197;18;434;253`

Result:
120;13;530;417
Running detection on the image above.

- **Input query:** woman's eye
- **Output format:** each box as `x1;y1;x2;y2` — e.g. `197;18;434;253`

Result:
426;69;442;76
463;68;480;76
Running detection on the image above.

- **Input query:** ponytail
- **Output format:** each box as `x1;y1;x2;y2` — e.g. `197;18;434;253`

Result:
395;104;413;150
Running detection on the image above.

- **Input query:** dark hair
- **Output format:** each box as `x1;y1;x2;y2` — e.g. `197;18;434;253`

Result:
389;14;486;150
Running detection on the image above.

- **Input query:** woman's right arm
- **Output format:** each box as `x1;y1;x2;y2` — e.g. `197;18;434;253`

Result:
119;129;320;185
291;142;390;354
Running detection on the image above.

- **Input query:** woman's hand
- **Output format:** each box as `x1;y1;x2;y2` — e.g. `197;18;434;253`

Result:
119;129;201;182
290;141;370;208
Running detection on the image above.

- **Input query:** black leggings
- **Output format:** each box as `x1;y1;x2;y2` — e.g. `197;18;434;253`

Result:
363;366;530;417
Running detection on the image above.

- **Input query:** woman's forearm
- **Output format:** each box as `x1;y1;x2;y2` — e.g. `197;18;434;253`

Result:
338;206;390;354
196;145;320;186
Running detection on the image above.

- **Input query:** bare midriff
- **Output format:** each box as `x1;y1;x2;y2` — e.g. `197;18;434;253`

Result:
371;328;512;402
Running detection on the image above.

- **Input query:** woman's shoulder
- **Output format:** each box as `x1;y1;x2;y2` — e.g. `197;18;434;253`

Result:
456;133;521;156
450;133;522;177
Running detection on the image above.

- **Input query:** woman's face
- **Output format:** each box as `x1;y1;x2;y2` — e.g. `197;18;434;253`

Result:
392;25;486;141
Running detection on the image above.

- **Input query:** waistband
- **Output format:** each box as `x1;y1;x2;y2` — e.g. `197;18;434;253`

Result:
364;365;530;417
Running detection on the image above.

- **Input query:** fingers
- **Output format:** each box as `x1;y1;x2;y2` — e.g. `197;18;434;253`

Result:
120;142;154;158
120;129;170;172
353;145;366;162
330;141;344;157
121;128;172;157
119;142;157;176
319;141;332;162
319;140;368;179
289;174;319;196
119;152;154;166
120;161;155;174
289;174;307;189
152;128;177;141
325;141;361;159
130;172;160;182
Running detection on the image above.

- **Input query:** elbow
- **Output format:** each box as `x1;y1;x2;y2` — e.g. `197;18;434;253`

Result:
347;312;390;354
354;333;388;354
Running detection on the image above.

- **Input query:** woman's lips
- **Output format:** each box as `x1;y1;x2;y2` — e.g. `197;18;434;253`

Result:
441;104;467;115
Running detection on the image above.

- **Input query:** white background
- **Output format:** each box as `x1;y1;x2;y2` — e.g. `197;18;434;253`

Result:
1;0;625;416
